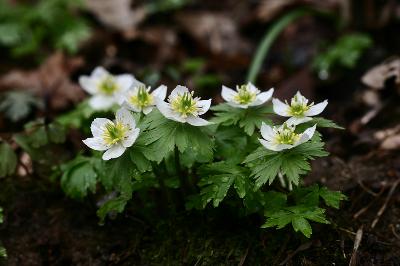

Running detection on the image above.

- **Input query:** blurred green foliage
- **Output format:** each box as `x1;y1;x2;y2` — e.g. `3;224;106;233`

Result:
0;0;91;57
0;91;44;122
313;33;372;80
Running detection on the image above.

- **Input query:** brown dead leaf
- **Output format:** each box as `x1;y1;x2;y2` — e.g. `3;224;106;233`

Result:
374;125;400;150
85;0;147;32
175;11;251;56
0;52;85;110
361;58;400;89
256;0;340;22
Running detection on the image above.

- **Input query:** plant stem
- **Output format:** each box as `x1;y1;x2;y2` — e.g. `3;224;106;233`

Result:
174;147;189;196
246;9;309;83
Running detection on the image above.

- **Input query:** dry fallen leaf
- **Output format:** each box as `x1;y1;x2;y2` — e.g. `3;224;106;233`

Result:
176;11;251;56
374;125;400;150
361;58;400;89
0;52;85;110
85;0;147;32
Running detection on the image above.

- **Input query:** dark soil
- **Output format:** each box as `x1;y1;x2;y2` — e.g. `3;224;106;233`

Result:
1;150;400;265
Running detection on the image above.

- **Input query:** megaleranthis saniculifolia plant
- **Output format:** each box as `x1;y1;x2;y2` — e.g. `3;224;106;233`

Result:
54;67;347;237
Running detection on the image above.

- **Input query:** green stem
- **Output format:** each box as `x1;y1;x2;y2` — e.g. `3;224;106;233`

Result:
174;147;189;196
246;9;309;83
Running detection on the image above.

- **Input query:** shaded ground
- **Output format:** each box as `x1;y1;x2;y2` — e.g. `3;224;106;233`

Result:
1;150;399;265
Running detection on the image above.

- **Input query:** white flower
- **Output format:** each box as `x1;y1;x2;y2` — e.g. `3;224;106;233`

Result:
221;82;274;108
121;84;167;115
83;108;140;160
156;85;211;126
79;66;137;110
272;91;328;125
258;122;316;152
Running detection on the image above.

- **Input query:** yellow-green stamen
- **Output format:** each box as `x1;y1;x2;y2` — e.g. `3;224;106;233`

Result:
130;86;153;109
171;92;198;117
99;76;118;95
102;122;128;145
233;84;257;105
275;124;300;145
288;95;311;117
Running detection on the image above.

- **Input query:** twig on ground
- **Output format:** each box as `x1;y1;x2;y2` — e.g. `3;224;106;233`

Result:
371;179;400;229
390;224;400;240
349;226;363;266
353;186;386;219
238;246;249;266
279;241;312;265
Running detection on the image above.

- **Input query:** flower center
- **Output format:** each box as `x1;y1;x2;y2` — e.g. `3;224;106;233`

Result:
233;85;256;104
102;122;128;145
130;86;154;109
288;95;311;116
99;76;118;95
275;124;300;145
170;92;198;118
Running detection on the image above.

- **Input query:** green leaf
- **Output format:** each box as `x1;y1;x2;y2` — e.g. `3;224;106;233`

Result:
0;206;3;223
292;217;312;238
97;174;134;224
302;117;344;130
56;100;98;128
60;156;100;199
262;206;329;238
292;185;347;209
0;246;6;258
0;91;43;122
196;162;249;207
214;126;254;164
211;103;273;135
0;142;17;177
140;110;214;162
312;33;372;78
244;134;328;188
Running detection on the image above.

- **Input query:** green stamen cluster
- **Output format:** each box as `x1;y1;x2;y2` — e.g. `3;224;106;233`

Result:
102;122;128;145
99;76;118;95
130;86;153;108
288;95;310;116
171;92;198;117
233;84;256;104
275;124;300;145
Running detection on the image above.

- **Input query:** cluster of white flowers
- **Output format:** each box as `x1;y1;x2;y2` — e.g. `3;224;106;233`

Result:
80;67;328;159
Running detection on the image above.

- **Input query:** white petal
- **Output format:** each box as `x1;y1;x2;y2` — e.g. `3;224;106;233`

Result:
151;85;167;100
249;88;274;106
295;125;316;147
259;139;292;151
129;78;145;89
92;67;109;78
186;116;210;126
123;101;141;113
247;82;261;94
226;102;249;109
79;76;97;94
115;74;135;92
142;106;154;115
89;95;115;110
170;85;189;100
260;122;275;141
304;100;328;116
116;108;136;128
286;116;312;126
83;137;109;151
221;86;237;102
156;100;173;118
102;144;126;160
197;99;212;115
272;98;290;116
122;128;140;148
91;118;112;137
